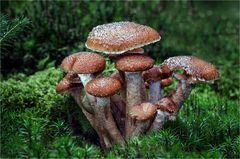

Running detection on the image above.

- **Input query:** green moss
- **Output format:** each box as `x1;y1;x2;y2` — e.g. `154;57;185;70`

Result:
1;68;239;158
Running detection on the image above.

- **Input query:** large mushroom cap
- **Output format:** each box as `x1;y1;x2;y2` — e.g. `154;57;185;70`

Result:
129;102;157;121
86;21;161;54
72;53;106;74
115;55;154;72
163;56;219;83
86;77;121;97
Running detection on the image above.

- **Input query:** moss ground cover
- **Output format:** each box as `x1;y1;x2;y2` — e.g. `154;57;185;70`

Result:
0;1;239;158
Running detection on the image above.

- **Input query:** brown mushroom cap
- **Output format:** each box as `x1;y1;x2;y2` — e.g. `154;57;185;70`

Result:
142;64;172;83
163;56;219;82
86;21;161;54
160;78;173;87
86;77;121;97
129;102;157;121
155;98;178;113
56;73;82;93
72;53;106;74
115;55;154;72
60;52;84;72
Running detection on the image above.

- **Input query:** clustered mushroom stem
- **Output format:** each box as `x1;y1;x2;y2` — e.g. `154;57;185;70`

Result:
149;81;163;103
78;74;96;109
78;74;93;86
95;97;125;145
150;75;193;131
125;72;144;138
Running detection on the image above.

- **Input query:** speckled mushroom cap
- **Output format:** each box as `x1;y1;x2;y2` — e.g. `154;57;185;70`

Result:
85;21;161;54
60;52;84;72
115;55;154;72
86;77;121;97
72;53;106;74
56;73;82;93
129;102;157;121
163;56;219;83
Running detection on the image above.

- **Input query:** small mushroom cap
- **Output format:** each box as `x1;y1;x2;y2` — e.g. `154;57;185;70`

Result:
56;73;82;93
60;52;84;72
86;77;121;97
160;78;173;87
72;53;106;74
129;102;157;121
155;98;178;113
115;55;154;72
164;56;219;83
86;21;161;54
142;64;172;83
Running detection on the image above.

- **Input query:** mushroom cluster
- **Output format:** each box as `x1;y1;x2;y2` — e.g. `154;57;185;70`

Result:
56;21;219;148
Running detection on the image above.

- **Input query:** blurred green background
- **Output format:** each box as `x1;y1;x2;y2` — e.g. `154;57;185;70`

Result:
0;1;239;158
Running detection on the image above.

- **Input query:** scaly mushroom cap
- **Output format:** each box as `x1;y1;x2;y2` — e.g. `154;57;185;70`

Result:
142;64;172;83
129;102;157;121
60;52;84;72
86;21;161;54
155;98;178;113
86;77;121;97
164;56;219;83
72;53;106;74
56;73;82;93
115;55;154;72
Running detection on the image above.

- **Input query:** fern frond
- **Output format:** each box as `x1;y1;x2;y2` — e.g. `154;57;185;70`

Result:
0;14;30;52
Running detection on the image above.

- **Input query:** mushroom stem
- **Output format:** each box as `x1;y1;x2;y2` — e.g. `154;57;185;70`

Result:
149;81;163;103
149;74;193;131
125;72;144;138
110;95;125;134
94;97;125;146
78;74;95;111
78;74;92;86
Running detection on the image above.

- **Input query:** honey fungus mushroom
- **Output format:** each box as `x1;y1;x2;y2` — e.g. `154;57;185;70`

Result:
150;56;220;131
86;77;124;147
86;21;161;54
115;54;154;138
164;56;219;83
